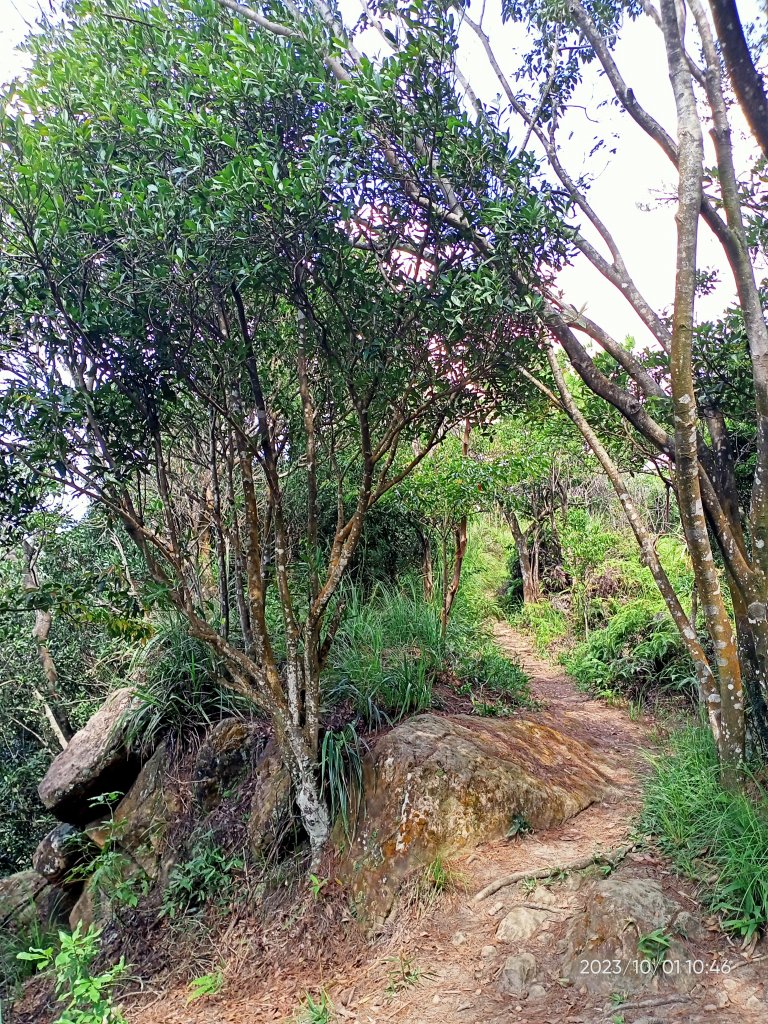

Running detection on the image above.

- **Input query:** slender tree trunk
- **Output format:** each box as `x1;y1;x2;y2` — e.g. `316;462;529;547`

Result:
660;0;745;777
546;349;723;742
506;509;541;604
22;542;73;749
418;528;435;602
440;421;472;637
441;523;468;639
708;0;768;159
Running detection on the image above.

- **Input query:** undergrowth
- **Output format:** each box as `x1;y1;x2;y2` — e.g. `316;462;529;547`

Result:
643;726;768;941
125;614;257;755
324;562;531;727
565;599;696;702
507;600;569;653
18;923;127;1024
161;836;244;920
1;919;60;1009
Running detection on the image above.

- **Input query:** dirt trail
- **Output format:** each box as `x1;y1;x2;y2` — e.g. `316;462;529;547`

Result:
130;627;766;1024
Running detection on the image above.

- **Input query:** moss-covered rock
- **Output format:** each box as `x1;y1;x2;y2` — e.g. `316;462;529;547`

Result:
339;713;611;922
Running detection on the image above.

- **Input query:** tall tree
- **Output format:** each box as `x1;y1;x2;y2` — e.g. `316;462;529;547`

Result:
0;0;556;850
212;0;768;774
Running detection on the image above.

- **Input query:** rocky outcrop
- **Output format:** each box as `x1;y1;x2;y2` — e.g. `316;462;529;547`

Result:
562;876;702;994
0;869;76;936
247;743;291;859
38;688;142;824
32;823;88;884
67;747;181;930
339;713;611;919
193;718;267;811
111;743;183;879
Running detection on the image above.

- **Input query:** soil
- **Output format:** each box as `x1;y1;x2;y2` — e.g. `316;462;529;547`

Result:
57;627;768;1022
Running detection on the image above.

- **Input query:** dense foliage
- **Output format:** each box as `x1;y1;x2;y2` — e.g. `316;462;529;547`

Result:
1;0;768;987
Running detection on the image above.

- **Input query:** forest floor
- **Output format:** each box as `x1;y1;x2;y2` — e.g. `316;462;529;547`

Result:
128;625;767;1024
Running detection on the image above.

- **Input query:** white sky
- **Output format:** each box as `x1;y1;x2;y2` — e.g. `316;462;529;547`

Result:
0;0;764;348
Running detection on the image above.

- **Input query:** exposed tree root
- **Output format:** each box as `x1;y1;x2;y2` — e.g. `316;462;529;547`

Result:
473;843;635;901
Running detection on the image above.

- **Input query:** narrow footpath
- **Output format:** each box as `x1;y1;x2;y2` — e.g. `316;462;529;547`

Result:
134;626;766;1024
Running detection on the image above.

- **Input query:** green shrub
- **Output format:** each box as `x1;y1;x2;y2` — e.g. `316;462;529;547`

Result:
507;600;569;652
565;599;695;700
643;727;768;941
1;920;60;1008
17;922;127;1024
68;793;148;914
161;836;244;919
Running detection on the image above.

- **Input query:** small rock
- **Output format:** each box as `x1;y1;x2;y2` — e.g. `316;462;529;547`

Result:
497;906;549;942
499;952;537;997
530;885;558;906
745;995;765;1011
528;984;547;1000
480;945;497;958
432;994;441;1004
703;1005;717;1012
714;989;730;1008
452;931;468;946
490;900;506;915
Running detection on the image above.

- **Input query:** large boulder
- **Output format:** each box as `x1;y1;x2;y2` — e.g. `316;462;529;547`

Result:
339;713;611;918
0;869;76;936
111;743;183;879
38;688;143;825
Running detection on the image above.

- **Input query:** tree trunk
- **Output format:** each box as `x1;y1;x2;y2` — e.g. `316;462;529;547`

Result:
708;0;768;159
275;703;330;863
660;0;745;779
22;541;73;749
441;520;468;639
419;528;434;602
440;420;472;637
506;509;541;604
546;349;723;744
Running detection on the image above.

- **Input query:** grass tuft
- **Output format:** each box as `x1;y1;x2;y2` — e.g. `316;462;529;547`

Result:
642;726;768;941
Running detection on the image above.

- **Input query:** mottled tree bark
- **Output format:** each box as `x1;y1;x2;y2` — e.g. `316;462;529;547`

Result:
660;0;744;776
505;508;542;605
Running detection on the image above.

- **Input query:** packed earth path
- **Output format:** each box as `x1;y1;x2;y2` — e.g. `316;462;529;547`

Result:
130;626;767;1024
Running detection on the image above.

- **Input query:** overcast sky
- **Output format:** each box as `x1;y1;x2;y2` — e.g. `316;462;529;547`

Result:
1;0;764;347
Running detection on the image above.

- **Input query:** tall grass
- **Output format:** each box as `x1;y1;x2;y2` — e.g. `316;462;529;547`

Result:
324;566;531;726
125;614;258;753
643;726;768;940
324;579;444;726
507;601;569;652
